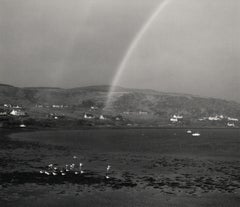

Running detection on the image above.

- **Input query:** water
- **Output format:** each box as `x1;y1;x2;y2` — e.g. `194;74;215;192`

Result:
0;128;240;206
9;128;240;157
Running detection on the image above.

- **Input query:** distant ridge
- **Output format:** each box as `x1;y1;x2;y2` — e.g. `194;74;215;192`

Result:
0;83;236;102
0;83;240;119
0;83;17;88
24;87;63;90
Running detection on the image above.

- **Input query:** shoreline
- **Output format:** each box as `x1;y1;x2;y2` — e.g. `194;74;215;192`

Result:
4;125;240;144
1;127;240;206
2;125;240;132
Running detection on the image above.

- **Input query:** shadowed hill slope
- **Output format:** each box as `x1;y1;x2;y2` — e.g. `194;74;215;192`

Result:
0;84;240;119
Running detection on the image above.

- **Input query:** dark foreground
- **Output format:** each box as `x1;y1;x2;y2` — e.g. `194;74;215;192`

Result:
0;128;240;206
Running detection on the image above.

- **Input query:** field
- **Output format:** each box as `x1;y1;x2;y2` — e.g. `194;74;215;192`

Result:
0;128;240;206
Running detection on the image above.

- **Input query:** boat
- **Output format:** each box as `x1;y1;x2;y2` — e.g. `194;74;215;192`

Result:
192;132;200;137
187;130;192;134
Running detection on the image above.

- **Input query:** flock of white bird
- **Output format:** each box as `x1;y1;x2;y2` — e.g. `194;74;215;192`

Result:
39;131;199;178
39;156;111;179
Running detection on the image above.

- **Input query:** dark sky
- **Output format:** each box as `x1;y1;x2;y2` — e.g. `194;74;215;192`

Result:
0;0;239;102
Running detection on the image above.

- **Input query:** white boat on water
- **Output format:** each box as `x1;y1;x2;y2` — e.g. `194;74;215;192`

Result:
192;132;200;137
187;130;192;134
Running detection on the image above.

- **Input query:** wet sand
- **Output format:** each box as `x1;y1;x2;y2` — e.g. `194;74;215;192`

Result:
0;128;240;206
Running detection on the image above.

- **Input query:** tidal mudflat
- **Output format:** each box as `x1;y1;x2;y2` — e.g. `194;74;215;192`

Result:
0;128;240;206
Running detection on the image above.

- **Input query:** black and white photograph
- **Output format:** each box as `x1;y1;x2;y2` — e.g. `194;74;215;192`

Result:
0;0;239;206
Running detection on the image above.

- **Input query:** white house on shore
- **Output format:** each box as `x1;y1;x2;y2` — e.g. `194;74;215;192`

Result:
227;117;239;122
0;110;7;116
13;105;22;109
10;109;26;116
173;115;183;119
227;122;235;127
170;114;183;123
84;113;94;119
99;115;106;120
208;116;220;121
170;117;178;123
52;104;64;108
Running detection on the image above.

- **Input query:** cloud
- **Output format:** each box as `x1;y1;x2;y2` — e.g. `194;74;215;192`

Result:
118;0;240;102
0;0;239;102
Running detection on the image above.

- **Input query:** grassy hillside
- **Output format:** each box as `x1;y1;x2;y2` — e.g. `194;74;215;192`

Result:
0;84;240;127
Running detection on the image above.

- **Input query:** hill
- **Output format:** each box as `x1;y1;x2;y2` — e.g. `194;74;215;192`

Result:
0;83;240;127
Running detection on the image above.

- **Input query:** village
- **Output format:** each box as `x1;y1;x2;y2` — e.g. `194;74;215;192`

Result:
0;102;239;129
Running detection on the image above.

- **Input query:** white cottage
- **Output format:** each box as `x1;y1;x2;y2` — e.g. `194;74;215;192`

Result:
10;109;25;116
84;113;94;119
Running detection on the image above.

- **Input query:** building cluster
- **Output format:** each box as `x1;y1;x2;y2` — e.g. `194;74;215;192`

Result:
35;104;68;108
199;115;225;121
0;104;27;128
0;109;7;116
168;113;239;128
83;113;123;122
198;115;239;127
226;117;239;127
0;104;26;117
10;109;26;116
1;102;240;128
170;114;183;123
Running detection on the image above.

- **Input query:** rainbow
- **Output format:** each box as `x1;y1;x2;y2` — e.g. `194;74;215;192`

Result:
105;0;172;107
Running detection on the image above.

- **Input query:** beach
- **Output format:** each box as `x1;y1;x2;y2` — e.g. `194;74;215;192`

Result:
0;128;239;206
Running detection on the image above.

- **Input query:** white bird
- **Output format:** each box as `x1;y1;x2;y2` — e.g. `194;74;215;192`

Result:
187;130;192;134
44;171;50;175
61;172;66;176
39;170;44;174
70;163;75;169
65;165;69;172
105;165;111;179
79;163;84;174
52;172;57;176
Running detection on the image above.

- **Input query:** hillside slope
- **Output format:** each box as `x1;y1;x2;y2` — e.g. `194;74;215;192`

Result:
0;84;240;121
